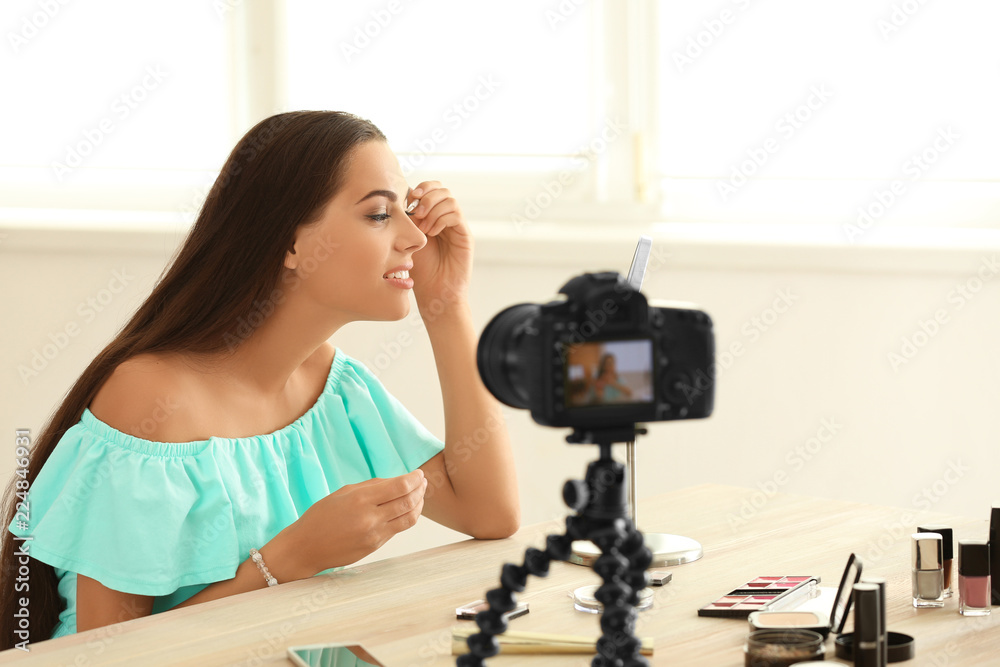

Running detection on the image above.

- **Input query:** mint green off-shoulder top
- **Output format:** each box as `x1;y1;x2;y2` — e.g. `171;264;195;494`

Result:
6;349;444;640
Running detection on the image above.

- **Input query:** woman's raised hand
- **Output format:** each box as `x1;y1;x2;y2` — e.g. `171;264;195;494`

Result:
406;181;472;316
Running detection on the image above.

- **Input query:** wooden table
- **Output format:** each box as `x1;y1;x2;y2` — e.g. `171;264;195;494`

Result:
1;484;996;665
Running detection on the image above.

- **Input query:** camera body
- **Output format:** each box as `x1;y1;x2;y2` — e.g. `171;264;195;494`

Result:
477;271;714;431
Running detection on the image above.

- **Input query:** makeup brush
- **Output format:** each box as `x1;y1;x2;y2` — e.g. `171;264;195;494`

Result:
450;628;654;655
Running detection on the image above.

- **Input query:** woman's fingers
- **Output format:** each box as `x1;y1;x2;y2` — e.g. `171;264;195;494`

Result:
354;470;424;506
409;180;442;201
381;477;428;530
409;187;451;220
421;201;461;237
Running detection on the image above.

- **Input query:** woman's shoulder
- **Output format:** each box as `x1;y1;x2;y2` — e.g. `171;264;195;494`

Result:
89;344;341;443
89;352;203;442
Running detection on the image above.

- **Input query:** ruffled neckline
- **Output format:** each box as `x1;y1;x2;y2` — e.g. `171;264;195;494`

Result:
79;348;345;456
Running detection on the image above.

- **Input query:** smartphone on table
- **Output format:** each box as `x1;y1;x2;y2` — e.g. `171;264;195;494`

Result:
286;643;385;667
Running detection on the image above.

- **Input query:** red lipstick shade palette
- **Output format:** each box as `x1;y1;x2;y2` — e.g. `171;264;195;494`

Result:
698;576;819;618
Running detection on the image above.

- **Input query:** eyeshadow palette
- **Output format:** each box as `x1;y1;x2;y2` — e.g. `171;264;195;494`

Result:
698;576;820;618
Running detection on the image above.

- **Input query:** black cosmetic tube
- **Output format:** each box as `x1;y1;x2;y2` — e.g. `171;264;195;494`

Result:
866;577;889;666
854;583;883;667
991;507;1000;606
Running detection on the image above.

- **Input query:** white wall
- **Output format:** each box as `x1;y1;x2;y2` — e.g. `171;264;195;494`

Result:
2;220;999;564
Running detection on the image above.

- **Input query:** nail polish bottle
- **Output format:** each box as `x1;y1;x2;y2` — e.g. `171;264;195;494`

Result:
958;540;991;616
918;525;953;597
911;533;944;608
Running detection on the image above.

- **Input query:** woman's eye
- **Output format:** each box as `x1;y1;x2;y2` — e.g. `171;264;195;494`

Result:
367;213;391;223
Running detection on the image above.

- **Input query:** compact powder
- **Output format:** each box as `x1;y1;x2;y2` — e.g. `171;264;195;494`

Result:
751;612;821;627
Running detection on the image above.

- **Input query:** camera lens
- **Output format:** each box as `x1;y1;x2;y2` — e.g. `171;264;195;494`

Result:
477;303;542;410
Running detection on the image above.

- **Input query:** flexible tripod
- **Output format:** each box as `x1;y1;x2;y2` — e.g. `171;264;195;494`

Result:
457;426;652;667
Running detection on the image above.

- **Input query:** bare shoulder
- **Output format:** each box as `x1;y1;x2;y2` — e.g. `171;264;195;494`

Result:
306;341;336;374
89;352;199;441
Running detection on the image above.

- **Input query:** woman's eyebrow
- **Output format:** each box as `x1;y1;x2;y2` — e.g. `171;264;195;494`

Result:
355;188;410;205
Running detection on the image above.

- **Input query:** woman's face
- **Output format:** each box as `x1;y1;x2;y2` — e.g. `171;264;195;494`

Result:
286;141;427;324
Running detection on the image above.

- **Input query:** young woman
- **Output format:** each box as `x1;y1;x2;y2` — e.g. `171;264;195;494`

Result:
0;111;519;646
592;353;633;404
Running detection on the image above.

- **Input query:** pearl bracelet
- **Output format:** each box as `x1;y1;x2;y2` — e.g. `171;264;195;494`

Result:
249;548;278;587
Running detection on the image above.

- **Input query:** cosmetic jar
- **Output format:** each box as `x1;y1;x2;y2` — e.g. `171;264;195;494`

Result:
835;632;916;663
958;540;991;616
744;629;824;667
911;533;944;608
571;584;652;614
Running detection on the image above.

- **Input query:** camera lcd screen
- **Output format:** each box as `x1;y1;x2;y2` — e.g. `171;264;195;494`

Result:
564;339;654;408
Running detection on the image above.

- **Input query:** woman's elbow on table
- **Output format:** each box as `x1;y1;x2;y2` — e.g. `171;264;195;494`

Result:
76;574;154;633
468;501;520;540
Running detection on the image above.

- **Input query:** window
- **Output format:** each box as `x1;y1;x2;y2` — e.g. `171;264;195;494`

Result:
1;0;232;213
286;0;621;220
656;0;1000;231
3;0;997;232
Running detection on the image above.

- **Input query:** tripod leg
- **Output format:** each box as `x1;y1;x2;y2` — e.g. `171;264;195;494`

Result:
456;533;576;666
589;519;652;667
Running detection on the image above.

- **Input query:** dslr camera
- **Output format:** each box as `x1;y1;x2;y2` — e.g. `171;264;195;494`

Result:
477;271;715;431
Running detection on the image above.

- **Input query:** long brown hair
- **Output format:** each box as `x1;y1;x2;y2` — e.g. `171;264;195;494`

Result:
0;111;386;647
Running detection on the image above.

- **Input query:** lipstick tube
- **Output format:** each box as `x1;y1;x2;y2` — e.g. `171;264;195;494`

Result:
911;533;944;608
864;576;889;666
959;540;991;616
853;583;883;667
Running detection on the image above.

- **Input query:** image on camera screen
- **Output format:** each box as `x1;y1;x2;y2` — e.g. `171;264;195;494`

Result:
564;339;654;408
